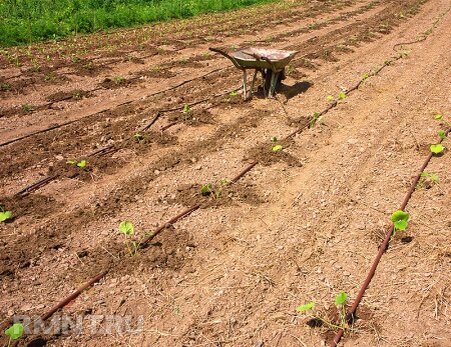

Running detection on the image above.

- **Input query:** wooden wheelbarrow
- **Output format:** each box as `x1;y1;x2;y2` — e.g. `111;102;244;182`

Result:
210;47;298;100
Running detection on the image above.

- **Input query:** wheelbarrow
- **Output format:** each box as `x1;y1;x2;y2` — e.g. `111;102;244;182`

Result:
209;47;298;100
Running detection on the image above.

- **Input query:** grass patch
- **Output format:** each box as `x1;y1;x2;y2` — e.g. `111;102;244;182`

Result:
0;0;276;47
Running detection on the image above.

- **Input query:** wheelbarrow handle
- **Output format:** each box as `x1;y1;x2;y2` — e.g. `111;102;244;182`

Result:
209;47;243;70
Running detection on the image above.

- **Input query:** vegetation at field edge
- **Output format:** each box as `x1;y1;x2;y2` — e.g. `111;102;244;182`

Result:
0;0;276;47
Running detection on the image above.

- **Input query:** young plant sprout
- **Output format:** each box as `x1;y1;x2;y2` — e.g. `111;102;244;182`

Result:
438;130;446;139
5;323;24;347
390;210;410;240
271;136;278;142
326;95;335;101
229;91;238;96
66;160;87;168
338;91;347;100
183;104;190;114
272;144;283;152
201;183;213;196
0;206;12;222
296;291;350;331
309;112;320;128
430;144;445;154
119;221;139;256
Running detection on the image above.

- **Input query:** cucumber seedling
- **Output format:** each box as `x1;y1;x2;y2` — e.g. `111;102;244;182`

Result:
296;291;350;332
5;322;24;347
430;144;445;155
201;179;229;199
119;221;140;256
309;112;320;128
390;210;410;240
0;206;12;222
67;160;87;168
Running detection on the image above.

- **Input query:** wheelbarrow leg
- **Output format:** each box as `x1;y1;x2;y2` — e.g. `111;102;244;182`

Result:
248;69;258;99
242;69;248;100
268;70;279;98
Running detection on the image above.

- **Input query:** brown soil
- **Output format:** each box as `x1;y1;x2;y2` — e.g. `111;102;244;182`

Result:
1;0;451;346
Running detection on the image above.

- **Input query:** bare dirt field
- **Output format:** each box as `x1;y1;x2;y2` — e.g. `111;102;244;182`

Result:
1;0;450;346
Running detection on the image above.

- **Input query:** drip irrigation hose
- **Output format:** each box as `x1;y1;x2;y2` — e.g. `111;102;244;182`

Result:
331;129;449;346
9;161;258;332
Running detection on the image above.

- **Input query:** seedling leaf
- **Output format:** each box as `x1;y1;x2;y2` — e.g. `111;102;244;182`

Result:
229;91;238;96
338;91;347;100
420;171;429;177
430;174;439;182
183;104;190;114
201;183;213;196
430;144;445;154
296;302;315;312
438;130;446;139
326;95;335;101
271;136;278;142
119;221;134;235
391;210;409;223
272;144;283;152
394;219;408;231
77;160;87;168
0;210;12;222
434;114;443;120
335;291;348;305
309;112;320;128
5;323;24;340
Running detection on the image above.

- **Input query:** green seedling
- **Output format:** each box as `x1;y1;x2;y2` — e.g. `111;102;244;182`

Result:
229;91;238;97
326;95;335;101
271;136;278;142
133;133;146;143
438;130;446;139
113;75;125;84
296;302;315;312
183;104;190;114
201;179;228;199
434;114;443;121
338;91;347;100
430;144;445;154
309;112;320;129
418;171;439;189
390;210;410;240
21;104;33;113
201;183;213;196
66;160;87;169
362;73;369;81
272;144;283;152
0;206;12;222
119;221;140;256
5;323;24;346
296;291;349;332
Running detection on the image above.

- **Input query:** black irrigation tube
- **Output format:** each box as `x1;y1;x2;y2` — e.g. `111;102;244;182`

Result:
331;129;450;347
11;85;241;196
330;8;451;346
5;3;445;341
0;67;228;148
9;161;257;335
